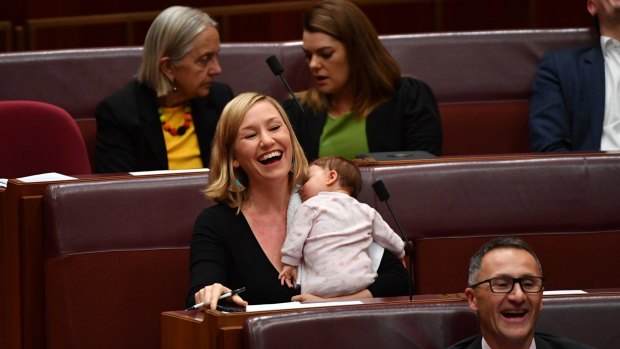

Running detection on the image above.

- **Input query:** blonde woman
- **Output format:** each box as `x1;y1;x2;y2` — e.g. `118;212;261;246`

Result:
187;93;408;310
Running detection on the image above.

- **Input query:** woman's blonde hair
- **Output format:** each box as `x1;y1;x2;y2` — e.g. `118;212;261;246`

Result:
300;0;401;117
138;6;217;97
204;92;309;209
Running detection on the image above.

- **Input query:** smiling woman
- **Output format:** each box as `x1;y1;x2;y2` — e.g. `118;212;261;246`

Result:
94;6;233;173
186;92;409;310
232;101;294;184
203;92;307;210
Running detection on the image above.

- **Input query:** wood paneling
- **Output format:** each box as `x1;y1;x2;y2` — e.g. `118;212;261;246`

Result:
2;0;595;51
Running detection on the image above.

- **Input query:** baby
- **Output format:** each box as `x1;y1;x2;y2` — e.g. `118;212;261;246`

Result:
279;156;405;297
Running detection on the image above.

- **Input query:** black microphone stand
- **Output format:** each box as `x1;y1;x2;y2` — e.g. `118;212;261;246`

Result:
372;180;414;301
383;199;414;301
265;55;304;115
265;54;309;146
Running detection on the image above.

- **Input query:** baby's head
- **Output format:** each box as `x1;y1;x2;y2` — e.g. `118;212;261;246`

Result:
300;156;362;201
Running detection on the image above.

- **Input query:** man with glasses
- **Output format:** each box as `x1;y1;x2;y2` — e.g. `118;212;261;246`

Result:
446;237;597;349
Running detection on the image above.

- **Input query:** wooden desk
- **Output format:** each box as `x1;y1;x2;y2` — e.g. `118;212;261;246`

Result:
0;176;123;349
161;290;620;349
161;294;467;349
2;179;53;349
0;186;10;349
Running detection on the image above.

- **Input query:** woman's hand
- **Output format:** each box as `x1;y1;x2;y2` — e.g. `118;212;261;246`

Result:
194;283;248;310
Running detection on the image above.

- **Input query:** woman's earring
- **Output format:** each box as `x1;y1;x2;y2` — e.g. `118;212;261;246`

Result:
228;178;246;193
172;83;178;93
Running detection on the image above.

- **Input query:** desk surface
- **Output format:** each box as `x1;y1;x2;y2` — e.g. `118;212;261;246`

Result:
161;294;465;349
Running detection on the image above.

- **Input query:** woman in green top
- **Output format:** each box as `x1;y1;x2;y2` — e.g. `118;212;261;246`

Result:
284;0;442;161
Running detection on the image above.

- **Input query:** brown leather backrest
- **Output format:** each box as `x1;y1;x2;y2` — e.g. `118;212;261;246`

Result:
0;44;295;121
0;47;142;167
439;101;531;155
244;302;479;349
381;29;593;103
361;152;620;293
218;42;291;100
42;173;213;349
0;29;593;118
380;28;592;155
0;47;143;122
39;153;620;348
538;295;620;349
243;294;620;349
0;28;594;162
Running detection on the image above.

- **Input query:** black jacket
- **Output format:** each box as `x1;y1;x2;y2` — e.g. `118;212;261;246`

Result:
446;333;599;349
94;80;233;173
284;77;442;161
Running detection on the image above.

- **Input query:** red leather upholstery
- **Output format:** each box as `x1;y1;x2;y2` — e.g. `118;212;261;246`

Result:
440;101;530;155
0;48;141;168
43;173;213;349
243;294;620;349
0;100;91;178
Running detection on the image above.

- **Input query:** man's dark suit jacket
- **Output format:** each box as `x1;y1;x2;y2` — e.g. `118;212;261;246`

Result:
94;80;233;173
529;44;605;152
446;333;598;349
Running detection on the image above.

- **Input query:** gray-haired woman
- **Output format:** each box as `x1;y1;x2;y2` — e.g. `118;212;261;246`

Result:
95;6;233;173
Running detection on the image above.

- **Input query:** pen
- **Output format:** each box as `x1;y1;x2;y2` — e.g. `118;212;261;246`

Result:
185;287;246;311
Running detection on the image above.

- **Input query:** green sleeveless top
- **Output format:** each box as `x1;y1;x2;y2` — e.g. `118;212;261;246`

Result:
318;111;369;160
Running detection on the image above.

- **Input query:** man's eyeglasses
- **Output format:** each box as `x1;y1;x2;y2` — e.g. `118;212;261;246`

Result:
469;276;545;293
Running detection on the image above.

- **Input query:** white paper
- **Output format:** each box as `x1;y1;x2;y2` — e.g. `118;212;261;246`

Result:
129;168;209;176
245;300;362;312
0;178;7;188
543;290;587;295
16;172;77;183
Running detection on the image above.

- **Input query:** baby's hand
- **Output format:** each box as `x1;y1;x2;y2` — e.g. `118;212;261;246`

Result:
292;293;324;303
278;265;297;288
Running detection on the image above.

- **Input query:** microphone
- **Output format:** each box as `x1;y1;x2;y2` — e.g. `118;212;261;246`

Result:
266;55;305;115
372;179;414;301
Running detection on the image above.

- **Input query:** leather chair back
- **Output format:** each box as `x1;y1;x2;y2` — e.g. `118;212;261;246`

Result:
362;153;620;293
0;100;91;178
244;294;620;349
43;173;213;349
244;303;478;349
